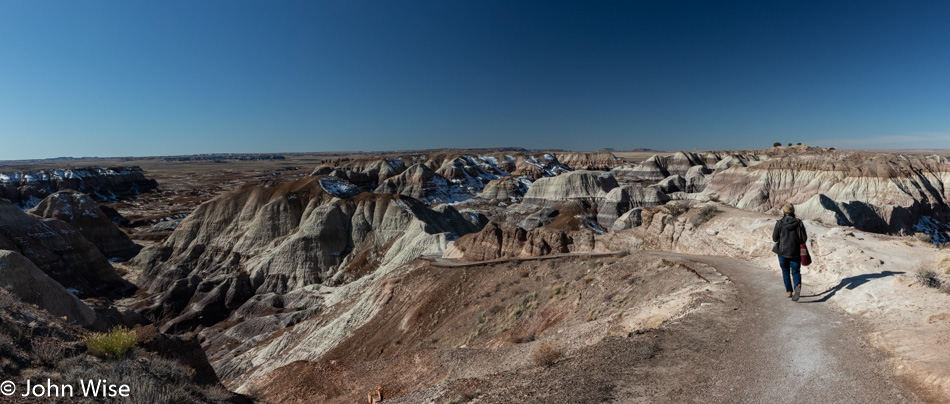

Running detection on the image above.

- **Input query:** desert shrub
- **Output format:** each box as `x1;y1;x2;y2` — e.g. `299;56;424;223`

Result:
146;355;193;384
548;283;568;300
916;233;933;244
938;256;950;274
32;338;64;366
56;354;95;382
666;204;687;217
84;327;136;360
788;143;792;146
653;258;675;269
507;258;523;268
917;270;941;289
692;205;719;226
797;142;802;145
773;142;782;147
511;333;536;344
0;333;14;357
829;147;836;151
532;341;563;367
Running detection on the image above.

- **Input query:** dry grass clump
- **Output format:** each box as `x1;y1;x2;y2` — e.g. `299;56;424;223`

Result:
84;326;136;360
32;338;64;366
916;233;933;244
692;205;719;226
666;203;687;217
652;258;676;269
532;340;563;367
0;333;14;357
938;255;950;275
548;283;568;300
917;270;942;289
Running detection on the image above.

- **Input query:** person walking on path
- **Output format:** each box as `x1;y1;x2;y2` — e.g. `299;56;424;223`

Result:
773;203;807;301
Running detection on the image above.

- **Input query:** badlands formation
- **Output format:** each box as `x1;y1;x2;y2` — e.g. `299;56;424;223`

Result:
1;147;950;402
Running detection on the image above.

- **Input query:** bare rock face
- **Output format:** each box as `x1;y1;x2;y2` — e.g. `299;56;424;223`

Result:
0;167;158;208
703;152;950;234
657;174;687;194
132;177;479;332
510;153;572;180
554;152;619;170
29;191;142;260
684;165;713;193
0;250;101;328
476;177;531;202
314;153;573;205
521;170;619;209
611;207;643;230
0;199;131;298
618;152;767;181
596;184;671;229
432;155;507;188
450;221;575;261
312;157;409;187
374;164;474;204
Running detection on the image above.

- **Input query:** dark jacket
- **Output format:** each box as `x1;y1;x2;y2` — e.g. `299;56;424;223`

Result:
772;216;806;258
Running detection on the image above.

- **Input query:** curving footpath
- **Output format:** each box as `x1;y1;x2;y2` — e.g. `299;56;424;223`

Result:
685;254;925;403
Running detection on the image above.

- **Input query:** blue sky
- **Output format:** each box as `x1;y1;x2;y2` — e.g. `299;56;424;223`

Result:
2;1;950;160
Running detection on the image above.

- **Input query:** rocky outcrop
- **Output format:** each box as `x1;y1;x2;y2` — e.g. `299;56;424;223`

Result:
657;175;687;194
313;153;573;205
521;170;618;209
432;155;507;189
596;185;671;228
476;177;531;202
611;208;643;230
449;221;583;261
554;152;619;170
684;166;713;193
0;167;158;208
510;154;572;180
312;157;409;187
0;250;101;328
617;152;768;181
0;199;131;298
374;164;473;204
703;152;950;234
29;191;141;260
131;177;479;333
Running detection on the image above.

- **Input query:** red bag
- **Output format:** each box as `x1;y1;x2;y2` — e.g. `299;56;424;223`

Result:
798;220;811;266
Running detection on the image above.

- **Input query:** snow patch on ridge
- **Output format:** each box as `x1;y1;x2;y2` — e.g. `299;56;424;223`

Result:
318;177;361;199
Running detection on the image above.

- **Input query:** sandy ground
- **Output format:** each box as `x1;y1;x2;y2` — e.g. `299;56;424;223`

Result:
385;251;933;403
689;254;928;403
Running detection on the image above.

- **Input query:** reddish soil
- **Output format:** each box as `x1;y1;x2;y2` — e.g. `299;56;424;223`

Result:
254;253;724;403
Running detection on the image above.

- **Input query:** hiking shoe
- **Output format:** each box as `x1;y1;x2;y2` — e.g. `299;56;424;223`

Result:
792;285;801;302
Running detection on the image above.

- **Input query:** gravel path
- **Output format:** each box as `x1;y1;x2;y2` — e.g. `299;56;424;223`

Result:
689;255;919;404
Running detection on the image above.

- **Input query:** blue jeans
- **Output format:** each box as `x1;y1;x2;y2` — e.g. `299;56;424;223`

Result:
778;255;801;293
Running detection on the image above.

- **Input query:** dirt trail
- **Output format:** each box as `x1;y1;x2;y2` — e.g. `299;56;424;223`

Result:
420;251;626;268
685;254;921;403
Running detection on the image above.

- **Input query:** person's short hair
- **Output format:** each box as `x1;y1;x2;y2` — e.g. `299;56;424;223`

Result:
783;203;795;215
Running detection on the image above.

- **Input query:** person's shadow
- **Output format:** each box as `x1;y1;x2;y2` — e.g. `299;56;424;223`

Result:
802;270;904;303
